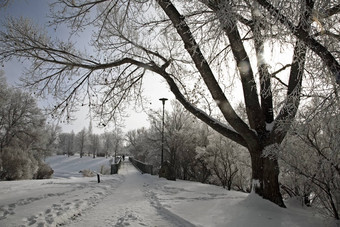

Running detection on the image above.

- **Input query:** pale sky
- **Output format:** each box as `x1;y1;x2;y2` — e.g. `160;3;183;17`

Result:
0;0;174;134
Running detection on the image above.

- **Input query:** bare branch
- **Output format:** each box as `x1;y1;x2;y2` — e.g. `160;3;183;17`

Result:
255;0;340;84
157;0;257;146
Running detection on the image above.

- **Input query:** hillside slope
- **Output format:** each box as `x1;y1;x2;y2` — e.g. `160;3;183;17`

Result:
46;154;113;178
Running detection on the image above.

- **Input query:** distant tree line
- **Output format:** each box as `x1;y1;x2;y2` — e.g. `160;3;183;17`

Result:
56;124;124;160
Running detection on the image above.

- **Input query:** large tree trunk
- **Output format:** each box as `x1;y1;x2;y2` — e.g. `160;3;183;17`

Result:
250;147;285;207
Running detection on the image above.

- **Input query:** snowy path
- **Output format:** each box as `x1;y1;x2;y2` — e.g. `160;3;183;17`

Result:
0;160;196;227
0;155;337;227
0;172;122;226
67;161;195;227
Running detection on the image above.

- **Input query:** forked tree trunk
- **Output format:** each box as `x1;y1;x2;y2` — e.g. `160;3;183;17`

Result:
250;148;285;208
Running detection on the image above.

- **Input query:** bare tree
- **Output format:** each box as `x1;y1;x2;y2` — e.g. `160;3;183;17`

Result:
0;0;11;8
57;132;75;156
1;0;339;206
0;73;46;153
197;133;240;190
279;95;340;219
39;124;61;160
75;127;86;158
126;128;151;160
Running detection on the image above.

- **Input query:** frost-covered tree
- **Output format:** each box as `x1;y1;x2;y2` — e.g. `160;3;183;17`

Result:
101;129;124;160
0;74;46;153
279;95;340;219
126;128;155;163
38;124;61;160
0;73;53;180
75;127;86;158
86;121;101;158
100;131;111;158
1;0;339;206
196;133;248;190
149;101;203;179
89;133;100;158
57;132;75;156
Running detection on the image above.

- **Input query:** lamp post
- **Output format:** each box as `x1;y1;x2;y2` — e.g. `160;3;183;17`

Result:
159;98;168;167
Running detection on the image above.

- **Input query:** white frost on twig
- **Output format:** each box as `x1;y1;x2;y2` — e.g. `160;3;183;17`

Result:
265;121;275;132
251;179;261;193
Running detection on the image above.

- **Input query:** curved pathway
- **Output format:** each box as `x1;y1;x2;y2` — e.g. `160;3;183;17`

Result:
67;160;195;227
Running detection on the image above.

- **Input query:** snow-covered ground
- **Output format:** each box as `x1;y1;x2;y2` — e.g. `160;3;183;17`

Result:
0;155;338;227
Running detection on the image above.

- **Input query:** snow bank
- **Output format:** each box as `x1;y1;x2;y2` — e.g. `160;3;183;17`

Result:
148;178;337;227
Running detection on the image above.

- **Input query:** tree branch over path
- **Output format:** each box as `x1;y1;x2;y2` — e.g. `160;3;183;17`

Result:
149;63;248;148
203;1;265;133
270;0;315;143
255;0;340;84
157;0;257;146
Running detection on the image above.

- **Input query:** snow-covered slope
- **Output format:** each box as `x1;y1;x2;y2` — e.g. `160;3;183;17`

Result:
0;155;337;227
46;154;113;178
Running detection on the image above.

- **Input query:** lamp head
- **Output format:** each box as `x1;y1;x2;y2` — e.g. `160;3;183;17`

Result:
159;98;168;104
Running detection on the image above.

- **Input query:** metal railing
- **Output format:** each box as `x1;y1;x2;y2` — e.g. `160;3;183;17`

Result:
129;157;153;175
110;157;122;174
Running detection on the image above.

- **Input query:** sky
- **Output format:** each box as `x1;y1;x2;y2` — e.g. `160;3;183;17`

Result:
0;0;174;134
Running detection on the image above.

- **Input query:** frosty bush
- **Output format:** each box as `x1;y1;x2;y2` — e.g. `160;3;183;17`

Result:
0;147;54;180
100;165;110;175
81;169;95;177
195;133;251;191
0;147;38;180
35;162;54;179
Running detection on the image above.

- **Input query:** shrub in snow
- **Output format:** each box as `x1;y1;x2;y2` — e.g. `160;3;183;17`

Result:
81;169;95;177
100;165;110;175
195;133;251;191
0;147;54;180
35;162;54;179
0;147;38;180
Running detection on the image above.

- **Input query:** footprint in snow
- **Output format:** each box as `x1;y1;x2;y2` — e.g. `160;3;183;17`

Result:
0;205;16;220
27;215;37;225
45;214;54;224
45;208;51;214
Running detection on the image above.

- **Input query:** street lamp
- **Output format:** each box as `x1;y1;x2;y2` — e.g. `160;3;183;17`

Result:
159;98;168;167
